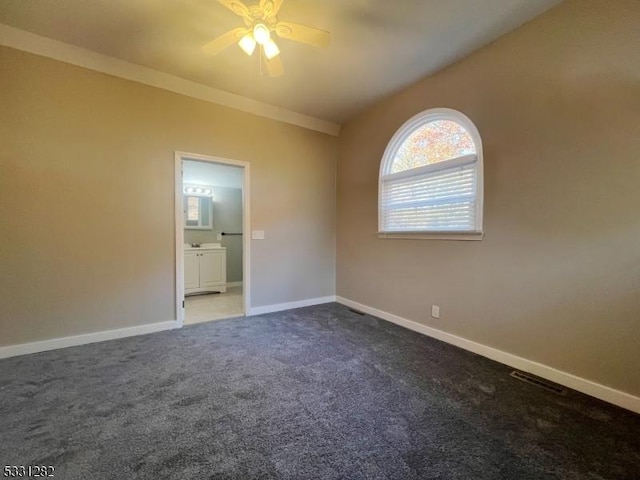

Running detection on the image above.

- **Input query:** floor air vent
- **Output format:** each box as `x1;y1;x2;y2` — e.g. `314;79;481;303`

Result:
349;308;366;316
510;371;567;395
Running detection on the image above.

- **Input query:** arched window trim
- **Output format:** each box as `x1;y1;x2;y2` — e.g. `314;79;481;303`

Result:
378;108;484;240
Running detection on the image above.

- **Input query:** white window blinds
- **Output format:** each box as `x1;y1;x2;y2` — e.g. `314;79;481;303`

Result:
380;155;479;233
187;196;200;222
378;109;483;237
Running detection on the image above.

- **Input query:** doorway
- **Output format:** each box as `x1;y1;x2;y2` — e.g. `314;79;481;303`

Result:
175;152;250;326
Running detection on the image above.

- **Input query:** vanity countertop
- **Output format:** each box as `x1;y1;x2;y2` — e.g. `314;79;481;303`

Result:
184;243;226;250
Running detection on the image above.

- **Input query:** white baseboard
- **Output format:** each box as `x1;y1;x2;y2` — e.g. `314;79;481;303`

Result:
0;320;180;360
249;296;336;316
336;296;640;415
226;281;243;288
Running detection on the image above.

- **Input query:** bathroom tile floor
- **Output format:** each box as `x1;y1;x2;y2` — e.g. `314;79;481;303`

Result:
184;286;243;325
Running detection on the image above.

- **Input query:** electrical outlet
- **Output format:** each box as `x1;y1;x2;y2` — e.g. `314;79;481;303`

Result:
431;305;440;319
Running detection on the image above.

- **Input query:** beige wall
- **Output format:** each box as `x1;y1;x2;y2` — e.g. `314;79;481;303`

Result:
337;0;640;396
0;45;337;346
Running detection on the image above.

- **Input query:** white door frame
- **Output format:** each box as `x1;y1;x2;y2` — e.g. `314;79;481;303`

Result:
174;151;251;327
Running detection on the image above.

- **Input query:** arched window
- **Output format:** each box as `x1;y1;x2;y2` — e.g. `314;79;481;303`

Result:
379;108;484;239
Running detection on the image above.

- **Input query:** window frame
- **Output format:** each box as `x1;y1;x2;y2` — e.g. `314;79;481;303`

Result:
378;108;484;240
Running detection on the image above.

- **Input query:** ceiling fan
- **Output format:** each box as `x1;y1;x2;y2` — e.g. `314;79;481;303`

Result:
202;0;331;77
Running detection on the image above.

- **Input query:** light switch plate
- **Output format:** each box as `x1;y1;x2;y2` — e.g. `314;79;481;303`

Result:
252;230;265;240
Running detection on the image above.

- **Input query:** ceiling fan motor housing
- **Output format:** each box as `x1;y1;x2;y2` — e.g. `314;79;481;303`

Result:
244;5;277;31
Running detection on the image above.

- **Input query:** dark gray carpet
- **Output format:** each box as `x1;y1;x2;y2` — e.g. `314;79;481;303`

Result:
1;303;639;479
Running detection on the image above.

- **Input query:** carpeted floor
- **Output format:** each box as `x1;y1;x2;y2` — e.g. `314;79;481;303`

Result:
1;303;639;479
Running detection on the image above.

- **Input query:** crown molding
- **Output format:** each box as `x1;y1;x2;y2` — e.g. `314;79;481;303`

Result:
0;24;341;136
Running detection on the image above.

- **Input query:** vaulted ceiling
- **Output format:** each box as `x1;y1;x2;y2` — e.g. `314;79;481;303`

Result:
0;0;561;124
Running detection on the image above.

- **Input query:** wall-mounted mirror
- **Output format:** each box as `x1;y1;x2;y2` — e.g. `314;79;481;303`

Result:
184;187;213;230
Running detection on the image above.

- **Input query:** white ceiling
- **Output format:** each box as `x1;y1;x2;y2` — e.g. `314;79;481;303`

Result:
0;0;561;124
183;159;244;189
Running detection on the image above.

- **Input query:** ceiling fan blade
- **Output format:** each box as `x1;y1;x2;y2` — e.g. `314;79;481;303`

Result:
264;54;284;77
275;22;330;48
202;27;248;56
216;0;250;18
260;0;285;17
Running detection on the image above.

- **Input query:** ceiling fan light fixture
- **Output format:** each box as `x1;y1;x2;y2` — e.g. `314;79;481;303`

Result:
253;23;271;45
203;0;332;78
238;33;256;55
263;38;280;60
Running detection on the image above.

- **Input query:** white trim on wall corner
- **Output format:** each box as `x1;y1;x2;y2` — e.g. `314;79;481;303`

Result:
249;296;336;316
336;296;640;415
0;24;341;137
0;321;179;360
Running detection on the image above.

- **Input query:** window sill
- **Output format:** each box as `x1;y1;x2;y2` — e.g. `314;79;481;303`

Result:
378;231;484;241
